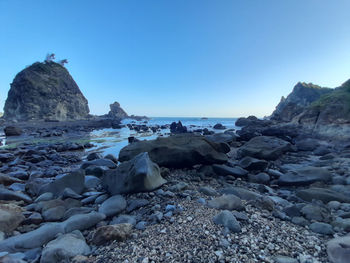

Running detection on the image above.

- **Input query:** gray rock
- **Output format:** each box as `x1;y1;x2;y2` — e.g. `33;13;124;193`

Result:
98;195;126;217
248;172;270;184
237;136;292;160
212;164;248;177
273;255;298;263
119;134;228;168
40;230;90;263
39;169;85;197
86;152;102;161
85;176;101;189
213;210;241;233
104;154;118;164
291;216;309;226
62;188;82;199
102;152;166;195
127;199;150;213
81;158;117;169
63;207;94;220
0;211;105;252
111;215;136;226
327;235;350;263
278;167;332;186
4;126;23;136
208;195;244;211
0;204;24;233
309;222;333;235
35;192;53;202
198;186;218;196
300;204;330;222
42;206;66;221
331;217;350;232
238;156;268;171
296;188;350;203
220;187;261;201
0;187;32;203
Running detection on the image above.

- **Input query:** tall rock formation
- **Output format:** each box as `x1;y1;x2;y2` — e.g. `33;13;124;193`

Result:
4;62;89;121
108;102;128;119
271;82;332;122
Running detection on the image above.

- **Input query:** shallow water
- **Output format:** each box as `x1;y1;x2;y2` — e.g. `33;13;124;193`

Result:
1;117;238;157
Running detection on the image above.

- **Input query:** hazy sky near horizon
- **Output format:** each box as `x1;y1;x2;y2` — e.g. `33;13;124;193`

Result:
1;1;350;117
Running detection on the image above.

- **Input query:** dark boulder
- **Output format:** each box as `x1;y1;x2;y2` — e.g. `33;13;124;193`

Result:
119;134;228;168
102;152;166;195
277;167;332;186
108;101;128;119
213;123;226;130
4;126;22;136
237;136;292;160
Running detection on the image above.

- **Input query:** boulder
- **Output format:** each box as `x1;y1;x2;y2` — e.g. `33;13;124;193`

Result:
98;195;126;217
237;136;292;160
39;169;85;197
212;164;248;178
0;204;24;233
238;156;268;171
309;222;333;235
277;167;332;186
235;116;260;127
213;210;241;233
0;212;104;253
81;158;117;169
213;123;226;130
4;126;22;136
119;134;228;168
296;188;350;203
40;231;90;263
102;152;166;195
327;235;350;263
0;187;32;203
4;61;89;121
207;195;244;211
92;223;133;245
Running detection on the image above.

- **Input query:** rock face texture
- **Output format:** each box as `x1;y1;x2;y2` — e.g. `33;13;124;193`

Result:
4;61;89;121
108;101;128;119
271;82;332;122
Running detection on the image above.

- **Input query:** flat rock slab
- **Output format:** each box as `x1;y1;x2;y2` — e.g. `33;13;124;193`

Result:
277;167;332;186
327;235;350;263
119;134;228;168
296;188;350;203
237;136;292;160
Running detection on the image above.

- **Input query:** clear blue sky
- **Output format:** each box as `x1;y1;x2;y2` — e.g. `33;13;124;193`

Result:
1;0;350;117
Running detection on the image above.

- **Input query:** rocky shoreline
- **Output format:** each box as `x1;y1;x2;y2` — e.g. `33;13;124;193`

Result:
0;117;349;263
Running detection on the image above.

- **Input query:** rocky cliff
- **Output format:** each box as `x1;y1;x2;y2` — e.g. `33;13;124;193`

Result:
271;82;332;122
4;62;89;121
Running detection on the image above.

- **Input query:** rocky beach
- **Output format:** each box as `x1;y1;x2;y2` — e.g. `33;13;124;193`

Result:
0;61;350;263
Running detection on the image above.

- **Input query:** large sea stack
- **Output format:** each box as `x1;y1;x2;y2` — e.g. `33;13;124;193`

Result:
4;61;89;121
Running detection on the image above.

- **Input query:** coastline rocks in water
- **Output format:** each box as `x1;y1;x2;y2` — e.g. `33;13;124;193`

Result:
213;123;226;130
4;126;22;136
296;188;350;203
327;235;350;263
170;121;187;133
4;61;89;121
98;195;126;217
40;230;90;263
235;116;260;127
237;136;292;160
271;82;332;122
213;210;241;233
277;167;332;186
92;223;133;245
39;170;85;197
0;204;24;233
119;134;228;168
108;101;128;119
102;152;166;195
